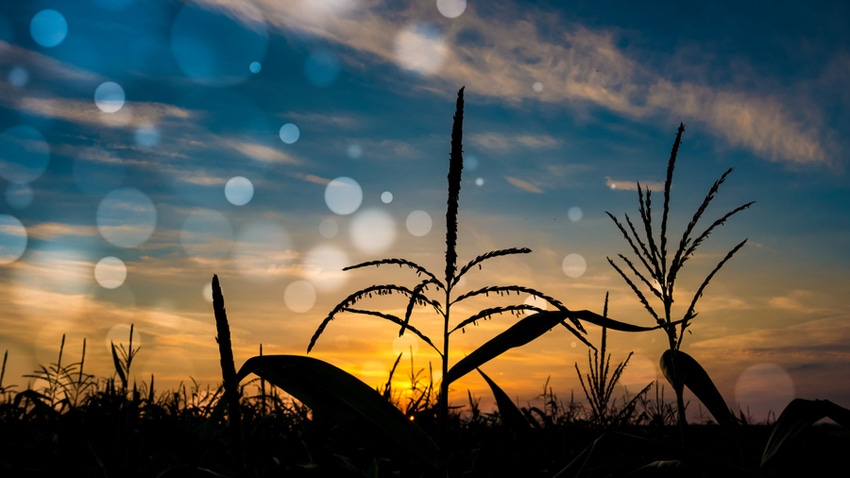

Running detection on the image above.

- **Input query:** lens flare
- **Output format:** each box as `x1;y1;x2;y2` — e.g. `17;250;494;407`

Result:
30;10;67;48
406;210;433;237
562;253;587;278
94;81;126;113
325;177;362;215
94;256;127;289
96;188;157;248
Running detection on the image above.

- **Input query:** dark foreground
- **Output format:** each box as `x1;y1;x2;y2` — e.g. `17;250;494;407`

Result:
1;392;847;478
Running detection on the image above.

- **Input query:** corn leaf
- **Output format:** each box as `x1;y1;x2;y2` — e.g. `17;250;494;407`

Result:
235;354;438;470
659;349;735;430
477;368;530;433
445;311;654;386
761;398;850;467
110;341;126;388
445;311;564;385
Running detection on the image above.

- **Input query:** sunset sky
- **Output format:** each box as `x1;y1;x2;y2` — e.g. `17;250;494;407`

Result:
1;0;848;422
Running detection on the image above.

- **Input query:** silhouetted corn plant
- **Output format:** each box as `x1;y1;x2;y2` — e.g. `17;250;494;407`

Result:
110;324;139;393
306;87;618;475
606;123;754;427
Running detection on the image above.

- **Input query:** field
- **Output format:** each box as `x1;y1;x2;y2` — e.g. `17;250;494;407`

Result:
1;343;847;478
2;89;848;478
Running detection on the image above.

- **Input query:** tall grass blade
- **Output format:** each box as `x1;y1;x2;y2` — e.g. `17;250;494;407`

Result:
236;354;439;470
382;352;403;400
1;350;7;391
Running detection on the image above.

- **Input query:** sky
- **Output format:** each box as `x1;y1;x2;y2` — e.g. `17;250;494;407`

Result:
0;0;848;423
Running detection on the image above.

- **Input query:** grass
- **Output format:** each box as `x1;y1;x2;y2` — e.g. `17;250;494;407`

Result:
2;337;848;477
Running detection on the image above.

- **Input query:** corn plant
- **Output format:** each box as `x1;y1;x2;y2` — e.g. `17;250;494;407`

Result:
304;88;620;472
227;89;655;476
606;123;754;427
110;323;140;393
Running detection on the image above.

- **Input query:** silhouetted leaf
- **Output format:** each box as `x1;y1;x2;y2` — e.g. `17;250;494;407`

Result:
446;310;634;385
761;398;850;467
445;311;563;385
236;354;438;469
477;368;530;433
110;341;126;388
660;350;735;430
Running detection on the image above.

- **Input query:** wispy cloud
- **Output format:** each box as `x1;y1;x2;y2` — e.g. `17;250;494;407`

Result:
605;176;663;192
469;132;561;153
222;139;300;165
0;41;97;82
646;82;826;165
27;222;100;240
9;96;191;129
504;176;543;193
692;314;850;365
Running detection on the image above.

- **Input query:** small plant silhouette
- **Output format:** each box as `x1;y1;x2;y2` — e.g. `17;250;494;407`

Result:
606;123;754;427
575;293;652;427
22;334;95;412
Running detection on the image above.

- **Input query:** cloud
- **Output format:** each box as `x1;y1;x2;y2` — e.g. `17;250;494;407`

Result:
469;132;561;153
10;96;191;129
222;139;300;165
27;222;100;240
289;172;331;185
646;81;826;165
282;111;362;129
692;314;850;366
605;176;664;192
0;41;97;82
504;176;543;193
192;0;832;166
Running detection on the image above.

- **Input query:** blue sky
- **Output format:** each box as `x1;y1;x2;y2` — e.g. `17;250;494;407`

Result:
1;0;848;421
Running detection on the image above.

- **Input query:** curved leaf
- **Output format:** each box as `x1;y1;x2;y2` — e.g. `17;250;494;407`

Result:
236;354;438;469
477;368;530;433
761;398;850;467
446;311;582;385
660;349;735;430
566;309;659;332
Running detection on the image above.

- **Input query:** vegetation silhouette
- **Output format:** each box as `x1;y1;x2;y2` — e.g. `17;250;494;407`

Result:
605;122;753;430
1;92;850;478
